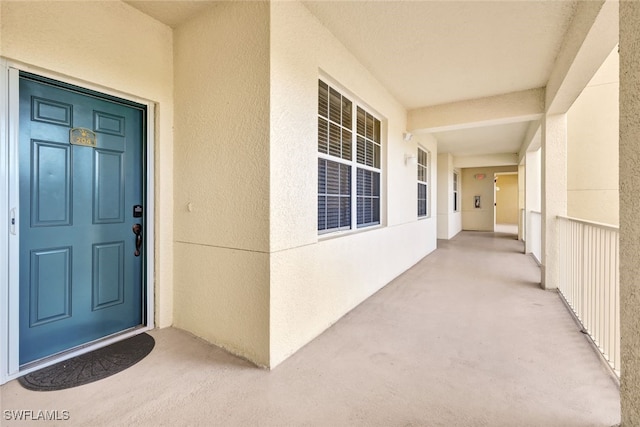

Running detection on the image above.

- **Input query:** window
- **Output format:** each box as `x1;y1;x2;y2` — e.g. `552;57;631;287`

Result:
453;171;460;212
417;148;429;217
318;80;381;234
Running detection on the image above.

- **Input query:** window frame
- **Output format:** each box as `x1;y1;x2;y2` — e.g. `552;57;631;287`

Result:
453;170;460;213
417;147;430;218
317;78;383;235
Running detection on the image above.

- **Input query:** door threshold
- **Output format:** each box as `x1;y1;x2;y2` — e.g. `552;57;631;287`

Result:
16;326;151;379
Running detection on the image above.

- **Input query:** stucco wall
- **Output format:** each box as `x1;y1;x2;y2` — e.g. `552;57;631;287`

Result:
525;149;542;213
518;162;525;239
620;3;640;424
0;1;174;327
461;166;518;231
437;153;451;239
172;2;271;366
451;203;462;236
567;47;619;226
436;153;461;239
524;148;542;258
269;1;438;367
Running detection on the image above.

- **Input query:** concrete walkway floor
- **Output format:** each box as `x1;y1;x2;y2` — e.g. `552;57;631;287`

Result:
1;231;620;426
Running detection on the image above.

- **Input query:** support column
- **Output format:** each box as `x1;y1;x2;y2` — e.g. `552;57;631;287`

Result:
518;161;525;241
541;114;567;290
524;149;541;255
437;153;453;239
620;2;640;424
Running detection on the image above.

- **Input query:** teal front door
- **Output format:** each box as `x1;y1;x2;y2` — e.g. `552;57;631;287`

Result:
18;73;146;365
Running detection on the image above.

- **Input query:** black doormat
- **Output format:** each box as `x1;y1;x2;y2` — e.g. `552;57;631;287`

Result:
18;333;155;391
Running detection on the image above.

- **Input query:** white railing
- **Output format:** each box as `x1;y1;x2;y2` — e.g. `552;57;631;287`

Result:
529;211;542;264
557;216;620;377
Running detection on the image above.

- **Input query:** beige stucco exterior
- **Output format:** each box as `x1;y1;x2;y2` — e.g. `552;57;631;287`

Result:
541;113;567;291
172;1;271;366
523;148;542;258
0;0;441;372
5;7;640;424
269;2;438;366
518;162;525;239
436;153;461;239
620;2;640;424
567;47;619;226
0;0;175;328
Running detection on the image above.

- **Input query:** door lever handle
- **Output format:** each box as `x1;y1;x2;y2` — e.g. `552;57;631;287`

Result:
132;224;142;257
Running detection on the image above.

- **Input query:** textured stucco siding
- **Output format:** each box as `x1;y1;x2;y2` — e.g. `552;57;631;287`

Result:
173;1;271;366
620;2;640;424
269;1;438;367
567;48;619;226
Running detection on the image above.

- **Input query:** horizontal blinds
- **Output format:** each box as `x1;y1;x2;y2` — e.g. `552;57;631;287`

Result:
356;107;381;169
318;158;351;232
418;183;427;217
318;79;381;233
417;147;429;218
357;168;380;227
318;80;352;161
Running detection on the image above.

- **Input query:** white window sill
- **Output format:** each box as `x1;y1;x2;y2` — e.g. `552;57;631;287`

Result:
317;223;384;242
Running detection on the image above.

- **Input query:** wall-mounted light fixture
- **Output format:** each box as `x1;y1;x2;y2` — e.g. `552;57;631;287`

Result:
404;154;417;166
403;132;413;142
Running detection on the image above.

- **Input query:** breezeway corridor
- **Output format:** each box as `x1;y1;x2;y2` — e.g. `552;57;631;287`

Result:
0;231;620;426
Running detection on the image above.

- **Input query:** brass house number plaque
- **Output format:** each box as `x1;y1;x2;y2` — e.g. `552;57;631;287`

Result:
70;128;97;147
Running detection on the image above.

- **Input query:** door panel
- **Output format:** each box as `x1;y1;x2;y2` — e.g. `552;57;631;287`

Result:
29;247;72;326
92;242;125;310
31;140;72;226
18;75;146;365
94;149;125;223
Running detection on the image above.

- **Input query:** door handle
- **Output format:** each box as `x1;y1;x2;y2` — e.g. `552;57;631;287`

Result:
132;224;142;257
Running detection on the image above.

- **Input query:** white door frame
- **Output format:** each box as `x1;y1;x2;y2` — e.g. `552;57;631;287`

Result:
0;60;156;384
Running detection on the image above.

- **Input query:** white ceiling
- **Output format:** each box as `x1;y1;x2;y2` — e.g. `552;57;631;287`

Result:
125;1;216;29
302;1;577;109
125;0;582;162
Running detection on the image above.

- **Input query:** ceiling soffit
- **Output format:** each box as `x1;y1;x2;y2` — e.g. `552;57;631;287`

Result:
303;0;578;110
